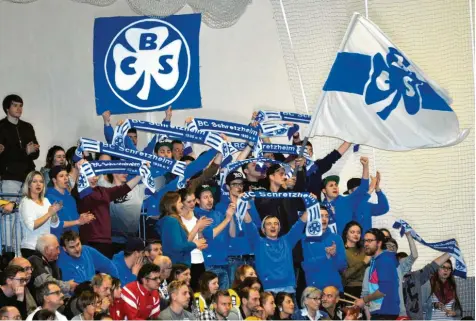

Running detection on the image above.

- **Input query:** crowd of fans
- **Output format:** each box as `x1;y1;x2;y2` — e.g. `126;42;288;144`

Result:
0;94;469;320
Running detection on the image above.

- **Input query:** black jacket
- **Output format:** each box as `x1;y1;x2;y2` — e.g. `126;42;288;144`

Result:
28;252;70;301
307;150;342;201
0;117;39;182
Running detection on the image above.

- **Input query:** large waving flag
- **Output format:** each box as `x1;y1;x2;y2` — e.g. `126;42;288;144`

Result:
308;13;469;151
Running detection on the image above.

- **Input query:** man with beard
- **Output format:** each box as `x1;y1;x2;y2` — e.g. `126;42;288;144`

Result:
354;228;400;320
58;231;118;283
158;281;194;320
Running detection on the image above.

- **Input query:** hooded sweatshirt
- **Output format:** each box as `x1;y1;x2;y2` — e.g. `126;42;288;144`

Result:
368;250;400;315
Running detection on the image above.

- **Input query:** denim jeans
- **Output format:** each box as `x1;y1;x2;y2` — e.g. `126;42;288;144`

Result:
227;255;256;285
206;265;230;290
0;180;23;255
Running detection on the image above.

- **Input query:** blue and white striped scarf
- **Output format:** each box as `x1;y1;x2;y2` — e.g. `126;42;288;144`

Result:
393;219;467;278
112;119;237;158
77;160;155;198
253;111;311;124
236;190;322;239
321;198;338;234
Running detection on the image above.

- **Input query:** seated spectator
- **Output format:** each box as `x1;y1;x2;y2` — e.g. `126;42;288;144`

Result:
108;278;124;321
0;306;22;320
26;281;67;321
193;271;220;315
91;274;113;314
8;257;37;315
58;231;119;283
93;311;113;321
72;159;142;259
153;255;173;309
236;277;263;293
198;290;241;320
156;192;207;265
273;292;295;320
0;265;28;319
31;308;56;320
19;171;62;258
341;221;370;299
158;280;194;320
242;209;309;295
321;157;370;235
231;264;257;290
302;206;347;291
259;292;276;320
293;286;328;320
71;291;100;321
321;286;345;320
121;263;161;320
112;237;145;286
46;166;95;240
40;146;66;187
144;240;163;264
168;264;192;287
238;287;261;319
28;234;77;299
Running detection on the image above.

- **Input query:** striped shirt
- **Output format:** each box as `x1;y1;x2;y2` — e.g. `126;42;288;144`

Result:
430;295;457;320
121;281;161;320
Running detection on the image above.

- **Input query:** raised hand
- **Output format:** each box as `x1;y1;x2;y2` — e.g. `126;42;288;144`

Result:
226;203;237;219
375;171;381;192
165;106;173;121
360;156;369;166
102;110;111;124
368;175;377;194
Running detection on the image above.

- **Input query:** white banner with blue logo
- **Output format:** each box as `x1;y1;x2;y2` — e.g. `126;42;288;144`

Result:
308;13;469;151
93;14;201;115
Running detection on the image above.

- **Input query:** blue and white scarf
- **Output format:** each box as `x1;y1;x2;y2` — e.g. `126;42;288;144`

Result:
77;160;155;198
321;198;338;234
393;219;467;278
74;138;187;186
186;118;260;143
236;190;322;238
253;111;311;124
112;119;237;158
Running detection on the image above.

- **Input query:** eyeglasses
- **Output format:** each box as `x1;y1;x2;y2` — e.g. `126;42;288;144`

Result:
440;266;452;271
146;276;161;282
10;277;28;284
22;267;34;272
46;290;62;296
363;239;377;243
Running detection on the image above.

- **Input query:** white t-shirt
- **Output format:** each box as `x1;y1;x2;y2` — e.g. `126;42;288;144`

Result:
26;307;68;321
19;197;59;250
181;214;204;264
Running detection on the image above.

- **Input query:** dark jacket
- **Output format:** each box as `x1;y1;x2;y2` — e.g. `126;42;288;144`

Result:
254;168;306;263
307;150;342;201
0;117;39;182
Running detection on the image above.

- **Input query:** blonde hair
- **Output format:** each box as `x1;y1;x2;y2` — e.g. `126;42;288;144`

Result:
301;286;321;309
22;171;45;201
91;273;112;287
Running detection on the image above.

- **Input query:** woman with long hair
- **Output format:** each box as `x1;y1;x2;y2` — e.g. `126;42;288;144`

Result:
193;271;220;317
341;221;370;298
167;264;192;286
40;145;66;187
177;188;212;291
19;171;62;258
425;260;462;320
231;264;257;290
155;191;207;265
260;292;276;320
274;292;295;320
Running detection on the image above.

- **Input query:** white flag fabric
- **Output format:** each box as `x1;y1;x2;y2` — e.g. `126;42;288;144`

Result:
308;13;469;151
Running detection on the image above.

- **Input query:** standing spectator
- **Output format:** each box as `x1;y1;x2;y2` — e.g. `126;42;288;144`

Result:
301;206;347;291
0;306;22;320
171;140;185;161
26;281;67;321
158;280;194;320
71;291;100;321
40;146;66;187
155;192;207;265
293;286;328;320
72;160;142;258
46;166;95;240
28;234;77;298
0;265;28;319
19;171;62;258
112;237;145;286
345;171;389;233
273;292;295;320
8;257;37;315
121;263;162;320
354;228;400;319
0;94;39;254
425;259;462;320
195;184;236;290
321;156;370;235
341;221;370;299
58;231;118;283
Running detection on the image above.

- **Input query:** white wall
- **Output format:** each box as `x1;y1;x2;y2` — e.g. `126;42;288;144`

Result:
0;0;295;164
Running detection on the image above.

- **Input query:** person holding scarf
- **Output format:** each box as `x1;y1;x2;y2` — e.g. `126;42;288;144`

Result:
321;156;370;235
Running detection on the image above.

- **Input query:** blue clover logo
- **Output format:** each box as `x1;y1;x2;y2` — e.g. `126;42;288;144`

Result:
365;47;424;120
105;19;191;110
307;221;321;236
